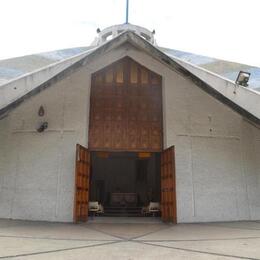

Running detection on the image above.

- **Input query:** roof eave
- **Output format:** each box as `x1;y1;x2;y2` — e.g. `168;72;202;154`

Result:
0;31;259;125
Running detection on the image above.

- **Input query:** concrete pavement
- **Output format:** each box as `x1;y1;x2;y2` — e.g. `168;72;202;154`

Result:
0;218;260;259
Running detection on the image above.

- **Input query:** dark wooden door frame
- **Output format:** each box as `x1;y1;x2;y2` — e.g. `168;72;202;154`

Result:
73;144;90;223
161;146;177;223
73;146;177;223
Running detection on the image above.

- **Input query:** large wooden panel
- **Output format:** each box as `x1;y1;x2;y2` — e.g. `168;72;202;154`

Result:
89;56;162;152
74;144;90;222
161;146;177;223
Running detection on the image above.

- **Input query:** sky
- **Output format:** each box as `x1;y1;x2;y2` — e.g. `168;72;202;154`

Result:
1;0;260;67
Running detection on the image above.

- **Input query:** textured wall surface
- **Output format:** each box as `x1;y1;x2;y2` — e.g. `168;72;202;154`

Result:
0;44;259;222
0;67;91;222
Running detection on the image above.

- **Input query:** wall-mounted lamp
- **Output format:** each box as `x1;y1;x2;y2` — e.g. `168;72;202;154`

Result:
37;122;48;133
235;71;250;87
38;106;45;117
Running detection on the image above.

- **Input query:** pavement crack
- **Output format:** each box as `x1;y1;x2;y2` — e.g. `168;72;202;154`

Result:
136;236;260;242
0;234;117;242
81;225;126;240
0;240;123;259
130;226;170;240
135;240;260;260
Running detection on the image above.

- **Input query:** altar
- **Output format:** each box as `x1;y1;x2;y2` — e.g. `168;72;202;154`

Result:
110;193;137;206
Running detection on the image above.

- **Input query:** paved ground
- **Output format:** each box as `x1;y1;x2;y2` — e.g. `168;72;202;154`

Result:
1;218;260;259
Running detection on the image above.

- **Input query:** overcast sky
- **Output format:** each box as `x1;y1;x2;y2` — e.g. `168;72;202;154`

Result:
1;0;260;67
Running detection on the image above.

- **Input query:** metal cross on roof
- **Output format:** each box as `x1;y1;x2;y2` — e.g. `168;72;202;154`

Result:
126;0;129;24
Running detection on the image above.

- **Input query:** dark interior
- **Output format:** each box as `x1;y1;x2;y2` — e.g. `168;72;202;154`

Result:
90;152;161;216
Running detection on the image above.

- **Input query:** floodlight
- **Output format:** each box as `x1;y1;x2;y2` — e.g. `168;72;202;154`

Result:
235;71;250;87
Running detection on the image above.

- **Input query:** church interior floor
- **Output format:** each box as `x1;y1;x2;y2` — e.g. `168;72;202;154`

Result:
0;219;260;259
87;216;162;224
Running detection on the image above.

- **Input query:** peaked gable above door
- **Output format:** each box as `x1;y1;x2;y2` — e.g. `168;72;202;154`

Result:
89;56;163;152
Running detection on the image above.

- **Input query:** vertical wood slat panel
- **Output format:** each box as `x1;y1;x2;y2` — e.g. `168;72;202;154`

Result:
74;144;90;222
89;56;162;152
161;146;177;223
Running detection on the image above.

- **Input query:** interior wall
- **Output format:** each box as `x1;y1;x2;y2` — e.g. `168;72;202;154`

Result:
90;153;160;206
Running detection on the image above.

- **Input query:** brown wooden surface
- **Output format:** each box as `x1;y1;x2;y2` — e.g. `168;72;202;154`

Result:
161;146;177;223
89;56;162;152
74;144;90;222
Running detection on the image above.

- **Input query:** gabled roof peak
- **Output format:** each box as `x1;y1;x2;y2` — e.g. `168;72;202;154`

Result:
91;23;156;46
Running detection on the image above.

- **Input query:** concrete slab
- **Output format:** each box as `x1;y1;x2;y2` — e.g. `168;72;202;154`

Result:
1;219;260;259
13;240;236;260
138;223;260;241
206;221;260;230
83;223;165;240
147;238;260;259
0;237;102;258
0;220;118;241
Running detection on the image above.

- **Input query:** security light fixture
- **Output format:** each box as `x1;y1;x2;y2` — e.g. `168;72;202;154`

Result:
37;122;48;133
235;71;250;87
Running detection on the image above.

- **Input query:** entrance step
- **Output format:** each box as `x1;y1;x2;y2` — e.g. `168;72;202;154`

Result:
103;206;143;217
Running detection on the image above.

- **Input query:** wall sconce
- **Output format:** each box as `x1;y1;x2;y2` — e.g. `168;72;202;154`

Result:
235;71;250;87
38;106;45;117
37;122;48;133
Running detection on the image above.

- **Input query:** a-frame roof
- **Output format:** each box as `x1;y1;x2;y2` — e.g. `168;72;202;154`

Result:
1;44;260;93
0;31;259;125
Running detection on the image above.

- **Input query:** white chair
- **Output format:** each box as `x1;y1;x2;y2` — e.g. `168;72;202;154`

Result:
89;201;104;216
98;204;104;214
142;202;160;216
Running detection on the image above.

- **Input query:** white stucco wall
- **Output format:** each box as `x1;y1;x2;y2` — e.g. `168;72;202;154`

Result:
0;68;91;222
162;59;260;223
241;121;260;220
0;44;259;222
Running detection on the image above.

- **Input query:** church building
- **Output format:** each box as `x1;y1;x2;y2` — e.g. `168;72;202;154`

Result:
0;23;259;223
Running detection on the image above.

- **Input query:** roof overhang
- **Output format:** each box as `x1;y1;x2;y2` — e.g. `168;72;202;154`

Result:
0;31;259;125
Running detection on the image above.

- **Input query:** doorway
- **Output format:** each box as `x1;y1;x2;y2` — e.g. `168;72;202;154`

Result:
90;151;161;217
74;56;176;223
74;145;177;223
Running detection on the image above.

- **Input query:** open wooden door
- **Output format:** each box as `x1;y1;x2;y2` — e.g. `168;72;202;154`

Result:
161;146;177;223
74;144;90;222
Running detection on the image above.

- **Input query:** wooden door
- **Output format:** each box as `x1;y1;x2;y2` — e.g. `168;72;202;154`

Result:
161;146;177;223
89;56;162;152
74;144;90;222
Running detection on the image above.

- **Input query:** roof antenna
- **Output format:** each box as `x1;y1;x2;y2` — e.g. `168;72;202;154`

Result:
125;0;129;24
